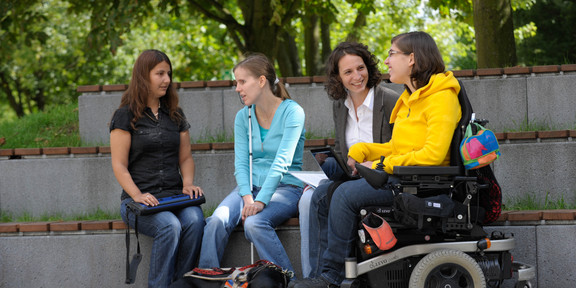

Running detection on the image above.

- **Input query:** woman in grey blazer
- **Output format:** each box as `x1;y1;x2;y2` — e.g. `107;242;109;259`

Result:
297;42;399;278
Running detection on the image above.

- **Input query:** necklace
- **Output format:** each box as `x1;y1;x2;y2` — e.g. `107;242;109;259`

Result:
144;111;158;122
154;102;161;117
145;102;161;122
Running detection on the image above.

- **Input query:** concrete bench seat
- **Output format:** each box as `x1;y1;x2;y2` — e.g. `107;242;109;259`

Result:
2;211;576;287
3;209;576;234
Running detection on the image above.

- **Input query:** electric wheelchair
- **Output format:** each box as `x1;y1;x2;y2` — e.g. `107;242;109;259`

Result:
340;81;535;288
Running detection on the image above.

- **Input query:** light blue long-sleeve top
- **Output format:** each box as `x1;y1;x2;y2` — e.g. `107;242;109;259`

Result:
234;99;306;205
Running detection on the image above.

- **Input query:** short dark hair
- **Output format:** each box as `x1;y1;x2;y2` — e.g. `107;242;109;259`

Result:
391;31;445;90
324;42;382;100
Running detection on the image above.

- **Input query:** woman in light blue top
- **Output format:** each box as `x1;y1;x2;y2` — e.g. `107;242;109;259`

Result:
198;54;306;275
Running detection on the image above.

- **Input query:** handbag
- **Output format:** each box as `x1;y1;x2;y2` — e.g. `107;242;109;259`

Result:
460;121;500;170
170;260;292;288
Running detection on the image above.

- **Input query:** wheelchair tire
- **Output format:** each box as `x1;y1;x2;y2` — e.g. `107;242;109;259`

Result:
409;249;486;288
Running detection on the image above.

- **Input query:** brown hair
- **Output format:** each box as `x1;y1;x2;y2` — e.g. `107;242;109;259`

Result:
324;42;382;100
119;49;184;129
233;53;290;100
391;31;445;91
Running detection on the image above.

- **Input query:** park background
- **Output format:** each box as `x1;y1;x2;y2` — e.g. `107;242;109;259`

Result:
1;2;576;286
1;0;575;123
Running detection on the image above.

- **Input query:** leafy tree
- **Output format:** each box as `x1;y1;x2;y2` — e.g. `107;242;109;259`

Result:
429;0;517;68
1;0;51;117
514;0;576;66
5;0;555;121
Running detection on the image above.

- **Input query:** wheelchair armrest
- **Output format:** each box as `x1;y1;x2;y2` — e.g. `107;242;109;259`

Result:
393;166;461;176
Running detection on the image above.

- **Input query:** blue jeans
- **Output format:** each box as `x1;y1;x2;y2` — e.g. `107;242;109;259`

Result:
321;156;346;181
297;185;316;278
199;184;302;274
308;177;397;284
121;198;205;288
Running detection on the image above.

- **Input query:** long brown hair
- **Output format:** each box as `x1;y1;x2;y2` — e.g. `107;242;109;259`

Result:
325;42;382;100
391;31;445;91
233;53;290;100
119;49;184;129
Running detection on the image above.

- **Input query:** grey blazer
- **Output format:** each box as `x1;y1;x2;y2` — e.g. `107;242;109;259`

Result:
332;84;400;168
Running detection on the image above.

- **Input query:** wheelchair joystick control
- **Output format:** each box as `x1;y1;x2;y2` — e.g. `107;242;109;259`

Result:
375;156;385;171
355;156;389;189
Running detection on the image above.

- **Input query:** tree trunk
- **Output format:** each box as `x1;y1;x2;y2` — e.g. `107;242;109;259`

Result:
0;72;25;118
276;31;302;77
320;18;332;74
473;0;517;68
303;13;319;76
238;0;280;61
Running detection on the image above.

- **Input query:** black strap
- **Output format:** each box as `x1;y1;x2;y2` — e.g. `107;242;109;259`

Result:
125;207;142;284
325;180;345;210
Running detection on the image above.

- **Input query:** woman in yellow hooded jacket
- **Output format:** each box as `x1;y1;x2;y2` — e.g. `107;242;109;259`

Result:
289;31;461;288
347;50;461;173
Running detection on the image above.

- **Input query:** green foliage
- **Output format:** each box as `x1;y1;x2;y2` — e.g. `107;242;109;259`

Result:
191;130;234;144
504;191;576;210
514;0;576;66
0;206;218;222
2;0;574;123
502;117;571;133
0;102;81;148
0;208;121;223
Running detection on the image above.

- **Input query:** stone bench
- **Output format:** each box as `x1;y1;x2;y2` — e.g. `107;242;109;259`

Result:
2;211;576;287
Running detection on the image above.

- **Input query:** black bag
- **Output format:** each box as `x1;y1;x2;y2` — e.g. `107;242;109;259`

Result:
171;260;292;288
393;193;455;230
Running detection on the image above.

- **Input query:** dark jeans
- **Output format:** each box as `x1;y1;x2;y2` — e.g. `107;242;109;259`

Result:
121;198;204;288
308;177;397;284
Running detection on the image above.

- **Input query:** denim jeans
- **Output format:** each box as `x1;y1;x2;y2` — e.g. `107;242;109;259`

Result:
121;198;205;288
297;185;316;278
199;184;302;274
321;156;346;181
307;177;397;284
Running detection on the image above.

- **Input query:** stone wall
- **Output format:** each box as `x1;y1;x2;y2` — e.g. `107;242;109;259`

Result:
78;66;576;146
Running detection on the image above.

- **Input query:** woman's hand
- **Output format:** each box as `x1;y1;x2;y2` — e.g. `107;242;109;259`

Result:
183;185;203;199
360;161;373;168
347;156;358;175
134;193;159;207
241;195;265;221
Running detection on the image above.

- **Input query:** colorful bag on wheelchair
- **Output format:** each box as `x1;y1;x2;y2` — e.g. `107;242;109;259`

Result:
460;122;500;170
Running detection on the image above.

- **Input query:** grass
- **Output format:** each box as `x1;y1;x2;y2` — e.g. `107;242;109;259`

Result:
0;208;120;223
503;191;576;210
191;129;234;144
0;102;81;149
0;206;218;223
502;118;571;133
0;102;336;149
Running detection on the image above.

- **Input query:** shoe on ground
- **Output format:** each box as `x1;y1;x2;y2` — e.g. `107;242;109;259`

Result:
288;276;338;288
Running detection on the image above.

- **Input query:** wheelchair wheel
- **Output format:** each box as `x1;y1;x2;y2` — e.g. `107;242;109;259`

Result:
409;249;486;288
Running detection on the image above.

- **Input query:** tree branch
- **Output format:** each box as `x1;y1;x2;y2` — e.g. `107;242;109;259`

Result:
186;0;247;50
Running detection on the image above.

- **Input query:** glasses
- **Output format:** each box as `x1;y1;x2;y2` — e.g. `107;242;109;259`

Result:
388;49;410;58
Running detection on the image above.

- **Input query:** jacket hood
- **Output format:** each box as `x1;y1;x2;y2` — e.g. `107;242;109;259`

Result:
410;71;459;102
390;71;460;123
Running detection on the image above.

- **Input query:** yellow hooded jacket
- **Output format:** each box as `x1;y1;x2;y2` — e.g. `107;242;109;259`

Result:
348;71;461;174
